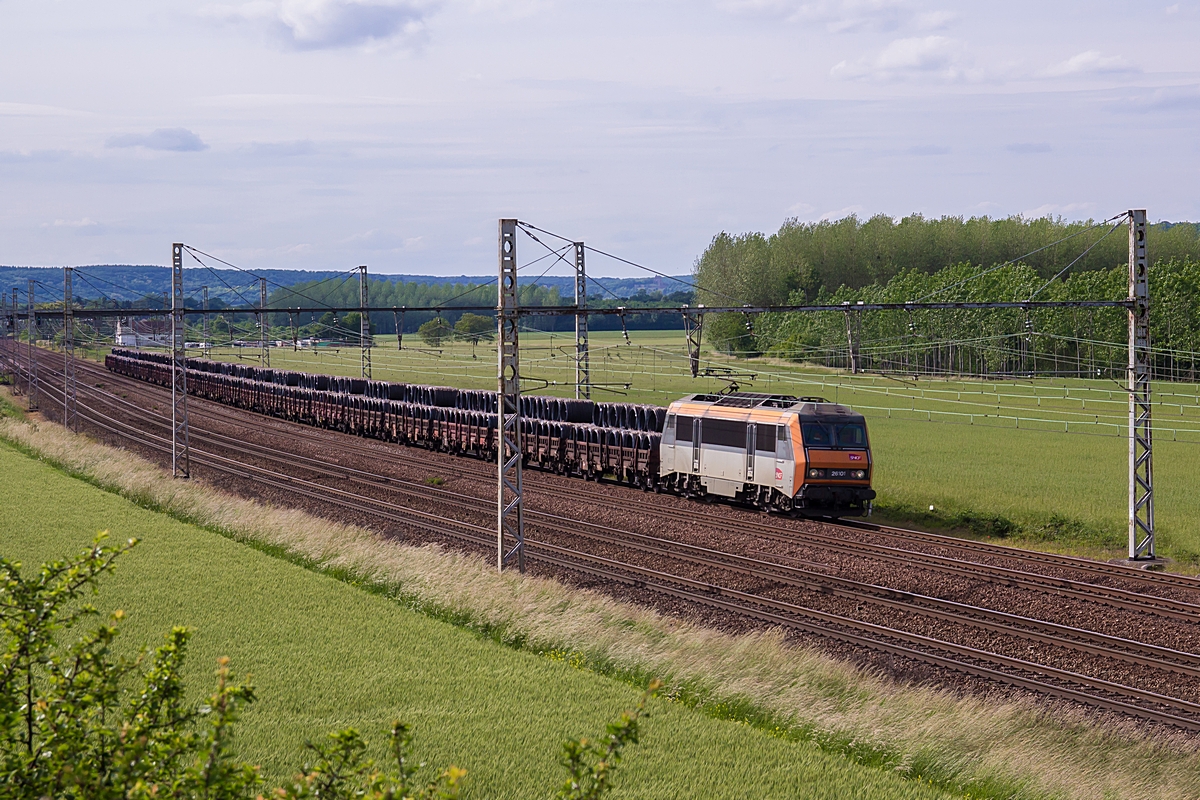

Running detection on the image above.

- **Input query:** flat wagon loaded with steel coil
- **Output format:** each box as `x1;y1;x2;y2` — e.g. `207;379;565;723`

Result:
106;348;874;516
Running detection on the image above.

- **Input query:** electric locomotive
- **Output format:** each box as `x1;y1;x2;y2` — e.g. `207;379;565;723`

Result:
659;392;875;516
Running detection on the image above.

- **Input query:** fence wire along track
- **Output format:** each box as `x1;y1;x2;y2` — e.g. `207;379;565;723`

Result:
7;343;1200;733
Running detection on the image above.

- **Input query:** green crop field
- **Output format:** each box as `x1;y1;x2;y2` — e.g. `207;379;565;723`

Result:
0;440;954;799
188;331;1200;565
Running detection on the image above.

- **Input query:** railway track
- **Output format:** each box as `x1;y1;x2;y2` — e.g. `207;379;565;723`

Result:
91;350;1197;600
74;353;1200;620
9;344;1200;732
38;372;1200;676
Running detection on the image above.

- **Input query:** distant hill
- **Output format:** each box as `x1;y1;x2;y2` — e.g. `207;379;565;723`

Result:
0;266;689;305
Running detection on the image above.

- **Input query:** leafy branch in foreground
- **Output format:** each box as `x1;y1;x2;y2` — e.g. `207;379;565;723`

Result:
559;680;662;800
0;535;655;800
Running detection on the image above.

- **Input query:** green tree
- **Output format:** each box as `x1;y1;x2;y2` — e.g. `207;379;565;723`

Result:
315;311;339;337
342;311;374;337
454;313;494;344
418;318;452;347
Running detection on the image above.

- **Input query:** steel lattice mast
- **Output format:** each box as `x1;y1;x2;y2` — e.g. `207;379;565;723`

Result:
497;219;525;572
26;280;38;411
201;286;209;352
8;289;16;391
259;278;269;368
171;243;190;478
1128;210;1154;560
359;265;371;379
63;267;76;431
574;242;589;399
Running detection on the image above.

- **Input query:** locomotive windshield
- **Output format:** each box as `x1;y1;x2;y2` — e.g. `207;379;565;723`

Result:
802;422;867;449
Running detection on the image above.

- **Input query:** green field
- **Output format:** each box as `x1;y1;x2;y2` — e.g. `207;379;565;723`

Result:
0;440;956;799
192;331;1200;565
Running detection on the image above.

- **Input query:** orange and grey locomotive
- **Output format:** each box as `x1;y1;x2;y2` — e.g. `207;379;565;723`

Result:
659;392;874;515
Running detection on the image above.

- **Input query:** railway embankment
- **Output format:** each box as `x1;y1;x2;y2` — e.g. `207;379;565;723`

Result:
3;384;1200;800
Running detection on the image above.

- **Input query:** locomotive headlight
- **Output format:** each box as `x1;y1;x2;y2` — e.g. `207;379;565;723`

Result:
853;469;867;479
808;468;825;478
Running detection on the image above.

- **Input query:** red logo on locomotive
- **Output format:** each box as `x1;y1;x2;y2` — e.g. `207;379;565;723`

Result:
848;453;863;461
775;467;783;480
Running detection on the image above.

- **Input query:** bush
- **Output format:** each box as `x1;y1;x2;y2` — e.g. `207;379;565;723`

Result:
0;535;655;800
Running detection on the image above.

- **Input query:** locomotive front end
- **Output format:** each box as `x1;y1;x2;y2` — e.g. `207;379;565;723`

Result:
792;401;876;516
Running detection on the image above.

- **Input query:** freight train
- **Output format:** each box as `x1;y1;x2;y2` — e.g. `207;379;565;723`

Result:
105;348;875;516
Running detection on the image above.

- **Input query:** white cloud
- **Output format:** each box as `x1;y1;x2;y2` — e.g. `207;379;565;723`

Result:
1131;84;1200;111
1006;142;1052;155
1166;3;1180;13
106;128;209;152
464;0;552;16
244;140;318;157
1043;50;1137;78
196;93;418;109
0;102;88;118
1022;202;1097;218
913;9;954;29
819;204;864;220
831;35;976;81
906;144;950;155
52;218;99;228
714;0;932;33
203;0;438;50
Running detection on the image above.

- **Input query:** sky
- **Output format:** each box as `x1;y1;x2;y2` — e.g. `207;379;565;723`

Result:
1;0;1198;277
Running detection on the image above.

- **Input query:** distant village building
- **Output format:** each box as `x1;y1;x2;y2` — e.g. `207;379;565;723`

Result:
114;317;170;348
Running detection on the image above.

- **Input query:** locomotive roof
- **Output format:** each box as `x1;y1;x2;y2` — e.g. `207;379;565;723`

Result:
682;391;829;409
673;392;863;420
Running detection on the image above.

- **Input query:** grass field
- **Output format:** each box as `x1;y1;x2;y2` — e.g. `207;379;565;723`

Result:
0;439;961;799
189;331;1200;565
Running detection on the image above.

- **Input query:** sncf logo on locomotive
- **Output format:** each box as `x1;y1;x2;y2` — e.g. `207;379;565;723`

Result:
848;453;863;461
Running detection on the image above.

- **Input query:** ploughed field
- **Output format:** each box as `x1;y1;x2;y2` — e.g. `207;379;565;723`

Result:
17;341;1200;733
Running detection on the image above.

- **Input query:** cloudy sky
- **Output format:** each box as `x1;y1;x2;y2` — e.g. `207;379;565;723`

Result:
1;0;1198;276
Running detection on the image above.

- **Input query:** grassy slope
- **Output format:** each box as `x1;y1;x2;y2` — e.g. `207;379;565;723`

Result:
0;441;953;800
867;419;1193;546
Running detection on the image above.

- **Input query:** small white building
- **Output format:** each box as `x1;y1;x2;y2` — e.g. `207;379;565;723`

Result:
114;317;170;348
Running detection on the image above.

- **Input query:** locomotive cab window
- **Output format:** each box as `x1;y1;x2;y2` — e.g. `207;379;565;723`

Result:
676;415;694;443
802;422;868;448
663;414;677;445
801;423;830;447
835;423;867;447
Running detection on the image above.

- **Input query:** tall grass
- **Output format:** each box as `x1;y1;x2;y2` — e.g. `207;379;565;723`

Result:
2;388;1200;798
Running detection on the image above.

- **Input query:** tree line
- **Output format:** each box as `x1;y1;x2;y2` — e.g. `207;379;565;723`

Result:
695;214;1200;304
262;280;696;337
694;215;1200;381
